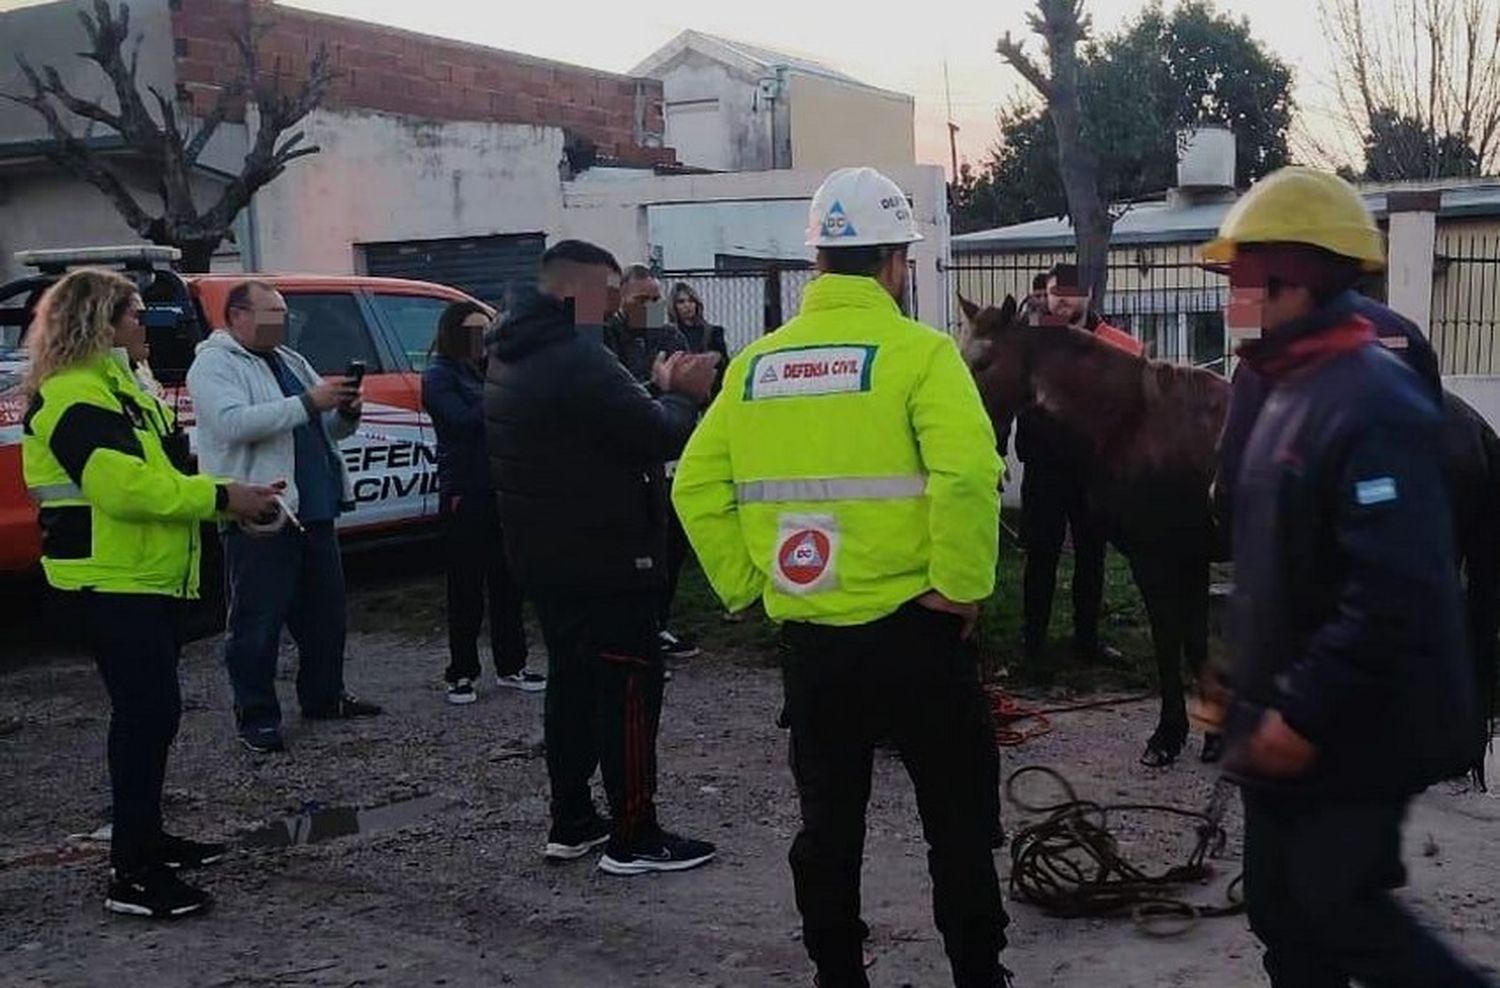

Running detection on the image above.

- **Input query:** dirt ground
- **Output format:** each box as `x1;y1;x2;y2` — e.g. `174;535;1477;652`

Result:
2;557;1497;988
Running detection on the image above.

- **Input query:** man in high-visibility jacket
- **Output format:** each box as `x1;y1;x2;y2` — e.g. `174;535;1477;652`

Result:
673;167;1011;988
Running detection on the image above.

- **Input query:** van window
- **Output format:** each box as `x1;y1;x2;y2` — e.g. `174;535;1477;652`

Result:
369;293;453;372
283;292;382;376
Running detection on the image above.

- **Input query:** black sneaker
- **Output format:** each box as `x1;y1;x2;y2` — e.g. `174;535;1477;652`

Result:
447;678;478;705
496;671;547;694
658;630;701;660
238;725;285;754
598;831;716;875
303;694;383;720
544;816;612;861
156;834;228;870
105;867;212;919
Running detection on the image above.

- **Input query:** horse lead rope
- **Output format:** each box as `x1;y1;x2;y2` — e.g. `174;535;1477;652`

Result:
1005;766;1245;937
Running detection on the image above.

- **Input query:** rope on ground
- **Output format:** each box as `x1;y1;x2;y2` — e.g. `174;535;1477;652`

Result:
1006;766;1244;937
985;686;1157;748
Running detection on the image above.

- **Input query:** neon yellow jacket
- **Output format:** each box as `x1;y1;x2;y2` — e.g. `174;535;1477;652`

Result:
22;352;221;597
672;274;1003;627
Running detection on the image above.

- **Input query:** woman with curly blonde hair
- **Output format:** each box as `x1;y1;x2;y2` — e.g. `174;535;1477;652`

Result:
23;267;277;919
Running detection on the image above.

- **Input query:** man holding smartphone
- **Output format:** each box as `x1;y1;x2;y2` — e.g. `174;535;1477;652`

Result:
188;280;382;755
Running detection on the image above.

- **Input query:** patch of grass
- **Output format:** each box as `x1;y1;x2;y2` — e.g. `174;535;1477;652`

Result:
669;531;1167;693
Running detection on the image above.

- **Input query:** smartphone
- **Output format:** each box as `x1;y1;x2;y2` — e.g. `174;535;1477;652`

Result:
344;359;367;389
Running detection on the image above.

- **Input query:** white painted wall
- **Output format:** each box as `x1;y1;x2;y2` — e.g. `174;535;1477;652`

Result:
653;52;774;172
248;108;566;274
1388;209;1438;329
0;163;239;282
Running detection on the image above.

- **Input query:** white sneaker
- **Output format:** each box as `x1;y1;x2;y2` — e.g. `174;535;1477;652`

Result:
447;678;478;705
497;671;547;693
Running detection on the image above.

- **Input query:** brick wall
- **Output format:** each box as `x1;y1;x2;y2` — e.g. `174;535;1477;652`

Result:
169;0;671;162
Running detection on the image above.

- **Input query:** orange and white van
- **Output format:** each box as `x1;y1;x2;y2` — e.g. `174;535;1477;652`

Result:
0;246;490;576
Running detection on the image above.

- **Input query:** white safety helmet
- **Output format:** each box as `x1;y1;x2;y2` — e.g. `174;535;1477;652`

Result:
805;167;923;248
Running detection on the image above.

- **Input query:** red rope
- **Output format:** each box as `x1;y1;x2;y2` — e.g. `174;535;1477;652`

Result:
987;686;1053;746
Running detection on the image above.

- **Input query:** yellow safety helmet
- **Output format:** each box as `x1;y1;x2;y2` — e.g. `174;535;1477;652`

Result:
1200;166;1385;272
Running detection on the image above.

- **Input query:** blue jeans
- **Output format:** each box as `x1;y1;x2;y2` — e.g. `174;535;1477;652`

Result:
222;521;347;731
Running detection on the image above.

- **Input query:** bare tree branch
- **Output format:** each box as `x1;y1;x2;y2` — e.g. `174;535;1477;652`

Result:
996;33;1053;100
2;0;332;270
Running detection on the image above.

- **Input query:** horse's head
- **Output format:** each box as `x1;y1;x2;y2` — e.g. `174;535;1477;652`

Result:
959;293;1031;440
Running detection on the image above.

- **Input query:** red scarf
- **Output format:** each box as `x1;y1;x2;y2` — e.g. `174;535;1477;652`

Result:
1239;315;1375;380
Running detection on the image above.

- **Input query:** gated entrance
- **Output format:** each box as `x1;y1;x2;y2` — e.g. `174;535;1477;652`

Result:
1432;233;1500;375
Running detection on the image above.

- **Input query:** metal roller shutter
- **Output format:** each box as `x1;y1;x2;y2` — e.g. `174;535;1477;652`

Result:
360;234;546;308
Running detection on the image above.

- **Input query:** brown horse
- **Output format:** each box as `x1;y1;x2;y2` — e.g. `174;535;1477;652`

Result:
963;295;1499;778
962;295;1230;765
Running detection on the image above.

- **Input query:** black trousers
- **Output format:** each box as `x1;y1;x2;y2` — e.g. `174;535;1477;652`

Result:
441;493;527;681
74;592;183;875
659;502;690;630
1242;791;1494;988
781;604;1009;988
1020;459;1106;658
532;590;665;843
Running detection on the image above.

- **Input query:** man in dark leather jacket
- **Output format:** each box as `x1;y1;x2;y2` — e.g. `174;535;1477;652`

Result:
1205;167;1491;988
484;240;721;876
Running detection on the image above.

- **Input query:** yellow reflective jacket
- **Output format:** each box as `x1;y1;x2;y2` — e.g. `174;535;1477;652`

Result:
22;352;220;597
672;274;1003;627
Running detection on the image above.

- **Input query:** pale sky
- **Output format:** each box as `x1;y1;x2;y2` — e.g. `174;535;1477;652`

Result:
1;0;1355;174
277;0;1351;173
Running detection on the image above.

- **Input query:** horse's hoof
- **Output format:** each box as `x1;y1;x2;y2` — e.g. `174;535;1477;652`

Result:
1200;732;1225;764
1140;726;1187;767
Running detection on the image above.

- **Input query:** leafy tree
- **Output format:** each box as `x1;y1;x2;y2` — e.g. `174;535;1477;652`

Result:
967;1;1294;251
1361;107;1482;181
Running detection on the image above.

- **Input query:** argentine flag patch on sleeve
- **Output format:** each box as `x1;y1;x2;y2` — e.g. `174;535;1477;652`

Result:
1354;477;1398;506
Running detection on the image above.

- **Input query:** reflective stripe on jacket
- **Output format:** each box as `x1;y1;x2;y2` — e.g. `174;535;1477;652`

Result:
22;351;219;596
672;274;1003;627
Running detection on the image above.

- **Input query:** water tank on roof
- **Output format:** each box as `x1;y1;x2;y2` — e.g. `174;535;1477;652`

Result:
1176;127;1236;191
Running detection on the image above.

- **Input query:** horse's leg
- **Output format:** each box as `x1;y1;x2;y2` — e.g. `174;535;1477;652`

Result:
1465;546;1500;789
1178;547;1222;763
1129;551;1188;766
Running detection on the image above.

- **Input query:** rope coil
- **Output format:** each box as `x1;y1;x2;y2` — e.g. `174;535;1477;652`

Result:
1006;766;1244;937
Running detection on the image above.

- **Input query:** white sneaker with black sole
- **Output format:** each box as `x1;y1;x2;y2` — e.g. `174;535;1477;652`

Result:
497;671;547;693
598;831;716;875
544;816;612;861
105;867;212;919
447;678;478;705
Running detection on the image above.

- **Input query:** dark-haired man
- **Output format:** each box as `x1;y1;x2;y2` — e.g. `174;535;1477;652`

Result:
188;281;382;756
674;168;1011;988
485;239;721;875
1016;262;1142;669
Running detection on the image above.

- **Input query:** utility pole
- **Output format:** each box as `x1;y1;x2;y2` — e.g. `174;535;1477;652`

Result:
944;58;960;181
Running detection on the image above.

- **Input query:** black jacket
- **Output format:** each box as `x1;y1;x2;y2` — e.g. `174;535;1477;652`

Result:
1225;304;1478;797
678;321;730;399
484;290;699;592
603;313;689;386
1214;293;1443;539
422;356;489;497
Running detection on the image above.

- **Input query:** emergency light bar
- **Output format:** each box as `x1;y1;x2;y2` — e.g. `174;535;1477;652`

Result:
15;245;182;274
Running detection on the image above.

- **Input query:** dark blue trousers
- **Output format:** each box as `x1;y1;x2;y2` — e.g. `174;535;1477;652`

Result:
222;521;347;730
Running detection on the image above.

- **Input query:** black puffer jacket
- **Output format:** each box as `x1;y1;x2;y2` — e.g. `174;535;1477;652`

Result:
1226;305;1479;797
484;290;699;592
